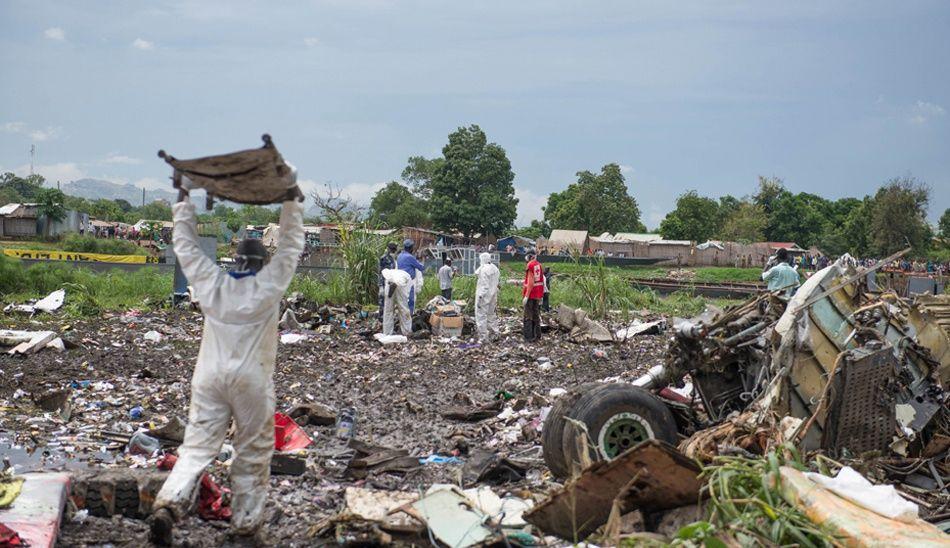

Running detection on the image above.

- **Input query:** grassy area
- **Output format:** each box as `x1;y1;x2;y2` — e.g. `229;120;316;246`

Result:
500;262;764;284
0;255;171;316
1;235;150;256
1;252;736;319
292;263;737;319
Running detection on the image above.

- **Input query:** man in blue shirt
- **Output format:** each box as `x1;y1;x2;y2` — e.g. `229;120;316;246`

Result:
762;248;801;298
397;238;425;313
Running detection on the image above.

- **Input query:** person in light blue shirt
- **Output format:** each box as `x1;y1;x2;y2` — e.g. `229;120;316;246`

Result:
762;248;800;297
397;238;425;313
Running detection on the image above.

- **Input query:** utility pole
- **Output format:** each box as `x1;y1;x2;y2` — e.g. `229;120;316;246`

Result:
30;144;35;175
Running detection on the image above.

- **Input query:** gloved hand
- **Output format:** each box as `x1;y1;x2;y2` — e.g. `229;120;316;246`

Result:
522;296;528;306
284;185;305;202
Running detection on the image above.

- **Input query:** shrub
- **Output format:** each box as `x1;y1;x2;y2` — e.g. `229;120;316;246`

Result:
61;234;148;256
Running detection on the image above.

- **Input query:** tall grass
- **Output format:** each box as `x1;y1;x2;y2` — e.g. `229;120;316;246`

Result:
0;255;171;315
60;234;149;256
336;226;386;305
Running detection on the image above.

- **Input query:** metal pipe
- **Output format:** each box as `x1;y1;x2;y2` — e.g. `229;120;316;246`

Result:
632;364;667;389
723;321;768;346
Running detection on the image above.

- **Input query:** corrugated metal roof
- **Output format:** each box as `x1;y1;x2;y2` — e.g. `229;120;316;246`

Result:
0;203;21;215
613;232;661;243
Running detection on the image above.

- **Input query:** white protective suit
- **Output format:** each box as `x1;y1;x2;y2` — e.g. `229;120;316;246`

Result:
382;268;412;336
474;253;500;340
154;197;304;534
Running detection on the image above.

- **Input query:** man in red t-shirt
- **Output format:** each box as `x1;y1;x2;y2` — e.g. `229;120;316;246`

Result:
522;249;545;342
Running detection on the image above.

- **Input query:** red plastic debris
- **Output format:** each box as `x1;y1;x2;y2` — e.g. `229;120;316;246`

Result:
157;454;232;521
274;412;312;452
0;522;23;546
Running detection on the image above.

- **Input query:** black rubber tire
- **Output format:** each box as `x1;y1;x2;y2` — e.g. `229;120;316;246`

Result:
561;384;678;474
542;382;604;479
114;477;141;518
84;482;108;517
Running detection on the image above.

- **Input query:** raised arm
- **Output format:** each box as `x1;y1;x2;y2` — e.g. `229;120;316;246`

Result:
172;198;223;294
257;199;305;291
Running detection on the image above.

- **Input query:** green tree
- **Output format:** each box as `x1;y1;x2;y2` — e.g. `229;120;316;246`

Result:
658;190;720;242
138;201;173;222
0;172;45;202
114;199;134;212
765;192;831;248
513;219;551;240
719;202;768;243
368;181;430;228
543;163;645;235
429;125;517;237
401;156;444;200
939;208;950;239
753;176;785;216
868;177;931;256
36;187;67;237
821;197;872;256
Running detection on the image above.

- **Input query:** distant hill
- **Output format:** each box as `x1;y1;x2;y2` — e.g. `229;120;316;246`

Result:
61;178;206;205
60;178;326;218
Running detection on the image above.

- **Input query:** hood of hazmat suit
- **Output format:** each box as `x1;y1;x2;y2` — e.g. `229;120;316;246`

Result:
474;253;500;340
154;196;304;534
382;268;412;287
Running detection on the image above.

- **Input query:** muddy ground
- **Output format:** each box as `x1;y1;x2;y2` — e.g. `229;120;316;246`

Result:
0;307;669;546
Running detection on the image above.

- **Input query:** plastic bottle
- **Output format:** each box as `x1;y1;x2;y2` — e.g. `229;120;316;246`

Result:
129;406;144;419
217;443;234;462
128;431;161;456
335;408;356;440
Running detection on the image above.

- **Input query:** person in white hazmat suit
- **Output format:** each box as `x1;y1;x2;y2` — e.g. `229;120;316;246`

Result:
149;177;305;545
474;252;500;340
381;268;413;336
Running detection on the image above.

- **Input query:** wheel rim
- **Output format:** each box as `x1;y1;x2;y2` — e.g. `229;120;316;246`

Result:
598;412;653;459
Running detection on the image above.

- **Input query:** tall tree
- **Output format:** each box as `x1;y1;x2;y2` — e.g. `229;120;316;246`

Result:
719;202;768;243
765;192;831;247
429;125;517;237
868;177;931;256
753;176;785;216
0;172;45;202
821;197;872;256
939;208;950;240
658;190;720;242
400;156;444;200
368;181;430;228
36;188;67;237
543;163;645;235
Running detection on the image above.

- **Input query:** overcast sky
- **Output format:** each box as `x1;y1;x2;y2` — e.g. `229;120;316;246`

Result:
1;1;948;229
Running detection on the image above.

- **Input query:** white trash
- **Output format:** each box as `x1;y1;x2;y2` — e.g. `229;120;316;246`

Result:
804;466;919;523
143;330;163;343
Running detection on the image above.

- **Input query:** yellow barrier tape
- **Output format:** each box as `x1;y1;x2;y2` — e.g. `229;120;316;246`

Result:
3;248;159;264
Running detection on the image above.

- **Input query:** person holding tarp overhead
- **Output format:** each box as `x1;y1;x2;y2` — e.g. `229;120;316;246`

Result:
148;157;304;545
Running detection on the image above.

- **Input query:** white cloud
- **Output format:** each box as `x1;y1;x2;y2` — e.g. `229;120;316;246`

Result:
13;162;85;183
2;122;27;133
515;186;546;226
303;37;320;47
131;38;155;51
908;100;945;125
103;152;141;165
29;127;62;142
44;27;65;41
645;202;666;231
619;164;635;175
2;122;62;142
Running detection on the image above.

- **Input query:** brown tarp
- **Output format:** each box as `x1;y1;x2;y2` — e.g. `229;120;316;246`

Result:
158;134;295;205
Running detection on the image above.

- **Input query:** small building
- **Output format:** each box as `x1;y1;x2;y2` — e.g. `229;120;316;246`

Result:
497;235;536;254
0;203;39;238
613;232;662;244
539;229;589;255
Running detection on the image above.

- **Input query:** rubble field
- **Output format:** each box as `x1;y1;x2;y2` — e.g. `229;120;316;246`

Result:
0;307;663;546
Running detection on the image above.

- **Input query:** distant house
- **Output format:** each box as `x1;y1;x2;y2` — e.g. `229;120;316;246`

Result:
0;203;39;238
496;235;536;254
0;203;90;238
540;229;589;254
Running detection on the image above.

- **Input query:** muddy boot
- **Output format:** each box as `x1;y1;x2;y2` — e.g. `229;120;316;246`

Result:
148;507;175;546
522;318;535;342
